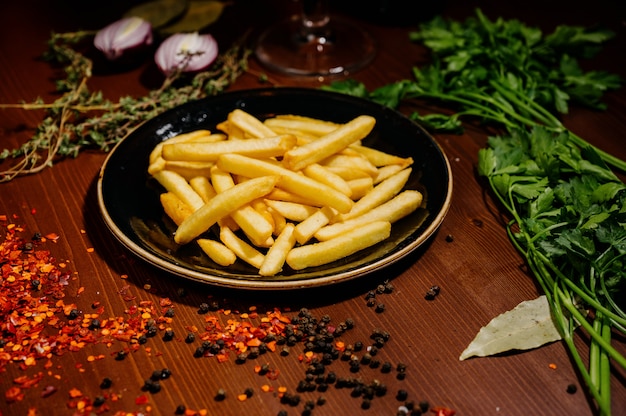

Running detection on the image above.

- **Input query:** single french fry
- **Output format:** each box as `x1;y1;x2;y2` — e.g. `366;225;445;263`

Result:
153;170;205;211
216;120;246;140
267;206;287;236
337;168;412;222
162;135;297;162
325;166;372;181
217;153;353;213
197;238;237;267
287;221;391;270
210;166;275;247
294;206;337;245
265;188;322;206
190;133;228;143
228;108;277;138
282;115;375;171
351;144;414;167
252;199;275;230
164;160;215;180
374;164;410;184
189;176;217;203
260;125;319;145
264;200;319;222
303;163;352;197
148;157;167;175
259;223;297;276
264;116;340;136
219;226;265;269
149;129;213;164
160;192;194;226
174;175;279;245
346;177;374;201
315;190;423;241
321;154;378;178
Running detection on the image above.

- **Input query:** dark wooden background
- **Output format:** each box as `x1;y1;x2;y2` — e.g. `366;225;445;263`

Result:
0;0;625;415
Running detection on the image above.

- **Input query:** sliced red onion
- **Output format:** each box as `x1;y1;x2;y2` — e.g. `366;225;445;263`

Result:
155;32;219;76
94;17;153;60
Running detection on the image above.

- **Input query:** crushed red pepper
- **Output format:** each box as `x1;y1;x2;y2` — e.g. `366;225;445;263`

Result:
0;218;458;415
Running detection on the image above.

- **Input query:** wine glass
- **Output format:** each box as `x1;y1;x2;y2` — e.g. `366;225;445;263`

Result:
254;0;376;78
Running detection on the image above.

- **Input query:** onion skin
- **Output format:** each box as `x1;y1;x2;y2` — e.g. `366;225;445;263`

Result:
154;32;219;76
94;17;153;60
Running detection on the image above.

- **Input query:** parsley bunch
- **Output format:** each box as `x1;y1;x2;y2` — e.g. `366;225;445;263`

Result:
324;9;625;415
479;127;625;415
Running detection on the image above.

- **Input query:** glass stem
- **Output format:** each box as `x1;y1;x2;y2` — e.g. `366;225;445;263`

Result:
300;0;332;43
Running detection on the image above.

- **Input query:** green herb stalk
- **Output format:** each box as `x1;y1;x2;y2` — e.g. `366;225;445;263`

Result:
0;31;251;182
323;9;625;415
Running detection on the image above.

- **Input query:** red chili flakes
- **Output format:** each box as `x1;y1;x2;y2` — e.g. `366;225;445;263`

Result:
431;406;457;416
44;233;59;242
5;386;24;403
135;394;149;405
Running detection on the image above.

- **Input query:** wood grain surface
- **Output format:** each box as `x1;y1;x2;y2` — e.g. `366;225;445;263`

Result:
0;0;625;415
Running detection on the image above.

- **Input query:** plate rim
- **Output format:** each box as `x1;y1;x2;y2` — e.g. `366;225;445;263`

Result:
97;86;453;290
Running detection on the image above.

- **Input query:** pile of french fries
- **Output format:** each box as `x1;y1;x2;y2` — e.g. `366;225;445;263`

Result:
147;109;422;276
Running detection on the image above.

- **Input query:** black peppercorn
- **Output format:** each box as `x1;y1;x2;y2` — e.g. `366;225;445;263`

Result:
163;329;174;341
215;388;226;401
396;389;408;401
93;395;106;407
381;361;392;373
99;378;112;389
185;332;195;343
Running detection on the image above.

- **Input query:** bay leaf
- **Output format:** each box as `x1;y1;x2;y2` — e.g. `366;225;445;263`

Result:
459;295;562;360
159;0;226;34
124;0;189;29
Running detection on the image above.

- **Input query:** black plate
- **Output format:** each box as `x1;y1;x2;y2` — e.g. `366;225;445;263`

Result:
97;87;452;289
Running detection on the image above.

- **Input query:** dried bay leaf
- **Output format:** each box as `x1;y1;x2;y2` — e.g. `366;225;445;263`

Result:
159;0;226;34
459;295;562;360
124;0;189;29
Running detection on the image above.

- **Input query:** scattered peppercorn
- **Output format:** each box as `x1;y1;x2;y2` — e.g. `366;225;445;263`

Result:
215;388;226;401
164;307;175;318
115;350;127;361
445;234;454;242
375;303;386;313
100;378;113;389
425;285;441;300
175;404;186;415
92;395;106;407
198;303;210;314
396;389;408;401
185;332;195;343
381;362;392;373
566;384;577;394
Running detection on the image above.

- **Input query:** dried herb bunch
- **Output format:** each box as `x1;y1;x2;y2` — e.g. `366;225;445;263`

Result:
0;30;251;182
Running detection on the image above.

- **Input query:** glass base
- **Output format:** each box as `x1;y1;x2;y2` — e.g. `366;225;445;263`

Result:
254;15;376;78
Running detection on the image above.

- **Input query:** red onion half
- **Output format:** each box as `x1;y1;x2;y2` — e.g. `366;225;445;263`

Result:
94;17;153;61
154;32;219;76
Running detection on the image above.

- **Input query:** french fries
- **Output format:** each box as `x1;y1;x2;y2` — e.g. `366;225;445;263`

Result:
148;109;424;276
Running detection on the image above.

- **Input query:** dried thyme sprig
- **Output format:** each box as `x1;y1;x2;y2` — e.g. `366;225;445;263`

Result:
0;30;251;182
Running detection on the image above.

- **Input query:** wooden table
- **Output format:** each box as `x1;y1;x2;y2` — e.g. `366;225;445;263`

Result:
1;0;625;415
